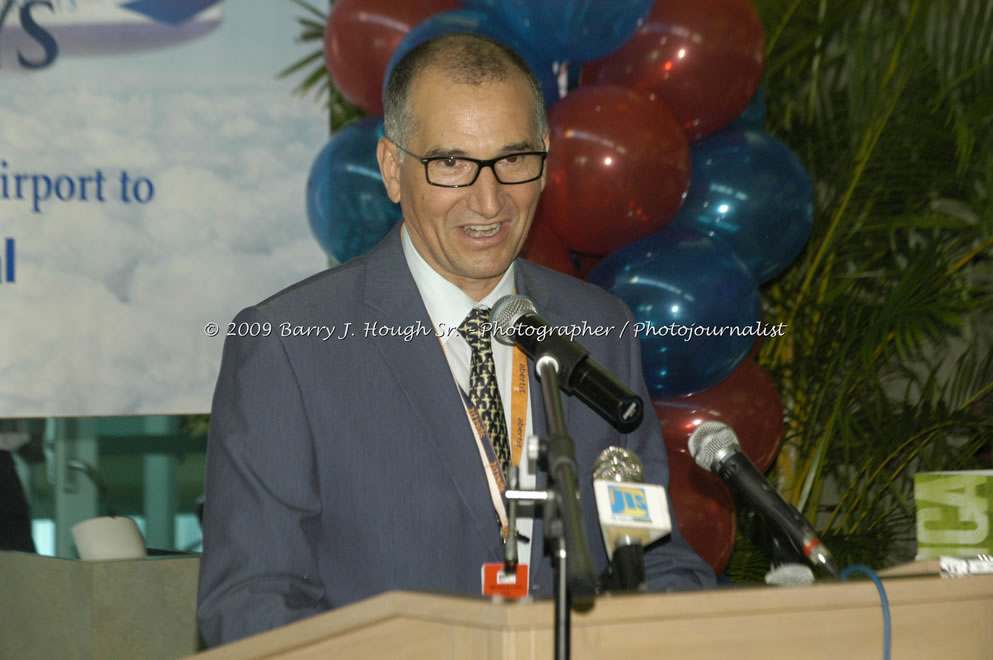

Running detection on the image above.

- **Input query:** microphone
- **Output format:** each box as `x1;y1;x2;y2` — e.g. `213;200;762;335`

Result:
765;534;815;585
688;421;839;577
592;446;672;591
765;562;816;586
491;295;643;432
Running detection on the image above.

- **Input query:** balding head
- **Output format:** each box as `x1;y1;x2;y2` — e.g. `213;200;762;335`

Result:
383;34;548;153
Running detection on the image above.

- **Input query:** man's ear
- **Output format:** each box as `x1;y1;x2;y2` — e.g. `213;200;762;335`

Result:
377;137;402;203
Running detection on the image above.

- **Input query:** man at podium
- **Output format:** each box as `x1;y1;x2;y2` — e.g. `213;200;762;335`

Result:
197;33;715;647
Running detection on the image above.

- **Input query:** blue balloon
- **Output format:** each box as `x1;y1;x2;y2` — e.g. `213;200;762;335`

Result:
462;0;653;63
587;227;761;398
382;10;561;114
727;87;766;131
671;130;814;283
306;117;402;263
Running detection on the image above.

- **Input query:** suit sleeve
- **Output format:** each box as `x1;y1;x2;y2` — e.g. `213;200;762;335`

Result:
616;303;718;590
197;307;327;646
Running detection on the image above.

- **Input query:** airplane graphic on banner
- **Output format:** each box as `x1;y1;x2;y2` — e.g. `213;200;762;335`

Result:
0;0;222;71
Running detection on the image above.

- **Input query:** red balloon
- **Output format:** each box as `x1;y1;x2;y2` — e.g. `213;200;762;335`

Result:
582;0;766;140
667;447;736;575
323;0;460;115
522;218;581;277
653;358;783;472
538;85;689;254
521;218;606;279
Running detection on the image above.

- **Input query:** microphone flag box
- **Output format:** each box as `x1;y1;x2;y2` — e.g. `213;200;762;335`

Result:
594;481;672;557
914;470;993;559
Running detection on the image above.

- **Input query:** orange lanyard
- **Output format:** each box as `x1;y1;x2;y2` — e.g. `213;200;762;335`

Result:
442;330;529;538
508;345;529;470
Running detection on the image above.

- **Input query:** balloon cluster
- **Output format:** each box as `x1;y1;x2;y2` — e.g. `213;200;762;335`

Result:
308;0;815;576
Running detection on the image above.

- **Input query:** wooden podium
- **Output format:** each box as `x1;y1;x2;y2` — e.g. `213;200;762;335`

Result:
192;573;993;659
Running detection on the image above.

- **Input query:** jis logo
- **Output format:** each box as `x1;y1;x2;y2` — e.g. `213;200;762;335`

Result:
608;484;650;520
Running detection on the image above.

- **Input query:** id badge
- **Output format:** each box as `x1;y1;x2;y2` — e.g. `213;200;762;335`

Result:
481;563;529;599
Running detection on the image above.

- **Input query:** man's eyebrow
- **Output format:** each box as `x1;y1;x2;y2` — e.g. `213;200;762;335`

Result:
499;141;539;153
420;142;541;159
422;146;470;158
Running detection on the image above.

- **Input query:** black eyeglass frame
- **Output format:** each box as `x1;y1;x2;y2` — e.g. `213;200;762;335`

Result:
392;142;548;188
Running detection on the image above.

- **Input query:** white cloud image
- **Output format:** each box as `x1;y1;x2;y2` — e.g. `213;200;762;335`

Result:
0;3;332;416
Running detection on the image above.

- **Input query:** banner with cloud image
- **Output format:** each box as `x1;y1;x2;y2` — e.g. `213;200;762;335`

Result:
0;0;328;416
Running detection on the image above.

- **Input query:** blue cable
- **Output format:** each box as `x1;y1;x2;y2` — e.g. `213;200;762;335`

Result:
840;564;891;660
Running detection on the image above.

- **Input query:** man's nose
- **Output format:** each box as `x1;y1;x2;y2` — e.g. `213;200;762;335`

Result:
468;164;504;218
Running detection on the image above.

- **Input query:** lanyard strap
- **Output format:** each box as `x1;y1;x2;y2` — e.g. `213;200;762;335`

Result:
454;345;529;539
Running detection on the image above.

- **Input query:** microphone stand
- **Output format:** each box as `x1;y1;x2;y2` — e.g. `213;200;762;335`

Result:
541;355;599;660
503;353;598;660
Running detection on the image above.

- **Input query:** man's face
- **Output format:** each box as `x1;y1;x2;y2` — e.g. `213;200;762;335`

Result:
378;66;548;300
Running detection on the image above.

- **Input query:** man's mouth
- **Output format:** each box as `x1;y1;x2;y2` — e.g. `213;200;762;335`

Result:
462;222;503;238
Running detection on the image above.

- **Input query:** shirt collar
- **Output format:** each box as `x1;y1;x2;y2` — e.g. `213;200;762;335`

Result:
401;223;515;342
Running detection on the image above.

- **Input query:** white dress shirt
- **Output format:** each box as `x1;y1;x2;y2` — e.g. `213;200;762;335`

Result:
401;225;536;578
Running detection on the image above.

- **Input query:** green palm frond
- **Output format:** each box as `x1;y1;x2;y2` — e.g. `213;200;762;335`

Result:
738;0;993;581
290;0;328;22
279;0;364;132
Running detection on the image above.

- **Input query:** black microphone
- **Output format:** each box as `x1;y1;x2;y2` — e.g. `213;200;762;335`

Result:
491;295;643;432
688;421;839;577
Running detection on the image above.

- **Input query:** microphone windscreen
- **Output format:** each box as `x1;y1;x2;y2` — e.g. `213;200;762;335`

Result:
687;421;740;471
491;295;538;346
592;446;644;483
765;563;816;586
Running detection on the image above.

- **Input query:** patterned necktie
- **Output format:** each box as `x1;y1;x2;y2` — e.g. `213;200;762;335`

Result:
459;306;511;475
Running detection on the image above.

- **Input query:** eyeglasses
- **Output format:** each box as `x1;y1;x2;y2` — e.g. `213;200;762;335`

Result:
392;142;548;188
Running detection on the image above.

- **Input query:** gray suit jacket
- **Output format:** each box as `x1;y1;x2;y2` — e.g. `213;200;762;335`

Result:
197;226;715;646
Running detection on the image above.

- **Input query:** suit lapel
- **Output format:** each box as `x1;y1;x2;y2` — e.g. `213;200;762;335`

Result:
360;227;502;561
